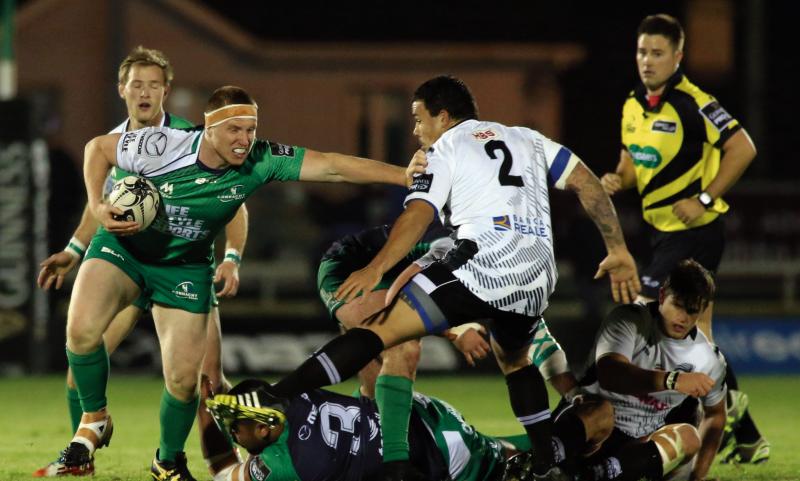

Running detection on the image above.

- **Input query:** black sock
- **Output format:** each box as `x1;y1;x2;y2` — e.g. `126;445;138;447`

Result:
505;364;553;472
273;328;384;398
587;440;661;481
724;360;739;390
553;407;587;462
735;411;762;444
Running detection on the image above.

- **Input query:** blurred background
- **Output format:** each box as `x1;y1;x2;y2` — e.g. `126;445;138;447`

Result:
1;0;798;378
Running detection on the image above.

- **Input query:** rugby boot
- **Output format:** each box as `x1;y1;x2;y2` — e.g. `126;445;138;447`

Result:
32;443;94;477
150;450;197;481
723;436;771;464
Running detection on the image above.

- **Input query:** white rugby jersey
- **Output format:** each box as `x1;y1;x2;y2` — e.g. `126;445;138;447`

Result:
404;119;578;316
583;303;727;438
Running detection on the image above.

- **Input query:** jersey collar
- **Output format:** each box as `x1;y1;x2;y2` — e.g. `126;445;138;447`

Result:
634;69;685;113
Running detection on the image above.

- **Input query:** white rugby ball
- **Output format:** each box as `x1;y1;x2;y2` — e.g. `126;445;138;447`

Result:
108;176;160;230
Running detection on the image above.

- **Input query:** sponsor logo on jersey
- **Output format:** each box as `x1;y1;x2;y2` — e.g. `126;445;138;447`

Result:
100;246;125;261
409;173;433;193
144;132;167;156
674;362;695;373
635;394;670;411
172;281;199;301
651;120;677;133
493;215;511;231
120;133;137;153
218;185;247;202
494;214;548;237
628;144;662;169
700;101;734;131
269;143;295;157
298;424;311;440
471;129;497;141
249;456;271;481
161;205;211;240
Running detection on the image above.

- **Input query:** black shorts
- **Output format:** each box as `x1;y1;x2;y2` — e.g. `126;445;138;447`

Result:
398;261;541;352
640;218;725;298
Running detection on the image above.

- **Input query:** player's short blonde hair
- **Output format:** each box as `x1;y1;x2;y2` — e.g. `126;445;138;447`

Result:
118;46;174;86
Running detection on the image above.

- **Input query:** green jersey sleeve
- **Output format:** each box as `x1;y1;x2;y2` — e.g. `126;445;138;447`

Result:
165;113;195;129
252;429;301;481
249;140;305;183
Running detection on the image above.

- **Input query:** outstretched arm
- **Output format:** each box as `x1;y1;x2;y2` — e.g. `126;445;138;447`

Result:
299;149;407;186
565;160;641;303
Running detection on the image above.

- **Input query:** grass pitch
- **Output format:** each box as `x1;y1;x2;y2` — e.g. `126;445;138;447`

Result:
1;374;796;480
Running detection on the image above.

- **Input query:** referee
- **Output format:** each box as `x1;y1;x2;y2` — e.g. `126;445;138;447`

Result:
600;14;768;464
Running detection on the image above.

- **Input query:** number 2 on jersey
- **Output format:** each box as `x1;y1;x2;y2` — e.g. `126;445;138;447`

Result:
484;140;523;187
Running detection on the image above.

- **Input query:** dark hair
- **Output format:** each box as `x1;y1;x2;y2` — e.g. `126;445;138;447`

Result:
637;14;684;51
205;85;257;113
413;75;478;121
662;259;715;314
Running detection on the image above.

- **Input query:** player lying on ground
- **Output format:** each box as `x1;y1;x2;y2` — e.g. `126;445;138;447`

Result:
573;260;726;481
199;358;612;481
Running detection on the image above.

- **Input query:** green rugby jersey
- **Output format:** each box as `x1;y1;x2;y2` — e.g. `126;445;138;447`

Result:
111;126;304;264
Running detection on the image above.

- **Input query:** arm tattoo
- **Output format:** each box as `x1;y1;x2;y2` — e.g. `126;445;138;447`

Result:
566;162;625;250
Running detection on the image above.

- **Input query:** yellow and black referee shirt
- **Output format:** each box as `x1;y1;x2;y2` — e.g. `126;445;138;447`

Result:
621;70;741;232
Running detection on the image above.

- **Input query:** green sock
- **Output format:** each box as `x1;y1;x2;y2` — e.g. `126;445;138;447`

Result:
376;374;414;462
66;385;82;434
66;345;109;413
159;388;199;463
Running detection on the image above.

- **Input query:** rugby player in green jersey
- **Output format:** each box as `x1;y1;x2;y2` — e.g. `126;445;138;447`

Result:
34;47;248;478
195;361;613;481
55;85;421;481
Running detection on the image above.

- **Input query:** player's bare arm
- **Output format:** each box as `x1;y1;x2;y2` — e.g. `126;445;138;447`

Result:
672;129;757;225
335;200;435;303
598;352;714;397
692;397;726;481
37;205;100;290
298;149;408;186
566;160;641;302
83;133;139;235
216;203;248;298
600;149;636;195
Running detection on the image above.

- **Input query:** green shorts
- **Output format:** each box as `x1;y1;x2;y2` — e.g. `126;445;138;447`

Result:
412;395;505;481
317;257;394;320
85;231;214;314
117;271;217;311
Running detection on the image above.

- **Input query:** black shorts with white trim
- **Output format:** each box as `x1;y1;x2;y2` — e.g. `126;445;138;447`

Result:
399;261;541;352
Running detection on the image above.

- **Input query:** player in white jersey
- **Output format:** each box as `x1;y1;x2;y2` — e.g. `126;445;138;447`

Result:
576;259;726;481
270;75;640;481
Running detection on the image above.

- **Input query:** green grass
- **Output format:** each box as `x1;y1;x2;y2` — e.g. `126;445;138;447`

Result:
1;375;796;480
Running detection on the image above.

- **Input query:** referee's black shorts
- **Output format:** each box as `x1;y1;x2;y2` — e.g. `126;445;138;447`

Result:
640;217;725;299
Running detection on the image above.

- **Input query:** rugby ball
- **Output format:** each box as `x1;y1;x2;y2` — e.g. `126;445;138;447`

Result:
108;176;160;230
